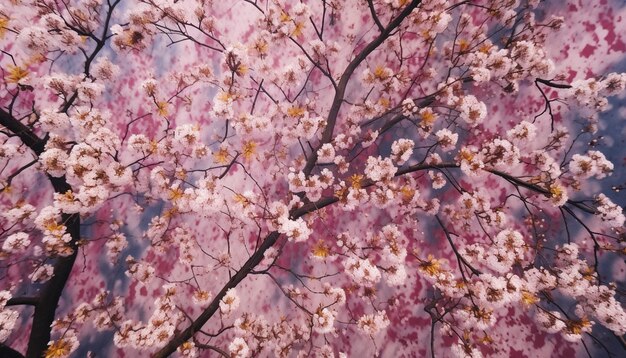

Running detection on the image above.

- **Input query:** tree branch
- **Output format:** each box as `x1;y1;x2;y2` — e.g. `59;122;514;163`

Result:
25;212;80;358
6;296;39;306
1;108;81;358
366;0;385;32
303;0;422;176
156;158;600;356
153;231;281;358
0;109;45;155
435;215;482;276
0;345;24;358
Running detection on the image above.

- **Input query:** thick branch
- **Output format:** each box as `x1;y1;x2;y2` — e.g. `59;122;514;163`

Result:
25;212;79;358
1;103;81;358
303;0;422;176
6;296;39;306
0;345;24;358
156;159;599;356
0;0;124;352
153;231;281;357
0;109;45;155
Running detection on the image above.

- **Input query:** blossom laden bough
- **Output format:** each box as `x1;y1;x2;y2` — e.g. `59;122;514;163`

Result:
0;0;625;357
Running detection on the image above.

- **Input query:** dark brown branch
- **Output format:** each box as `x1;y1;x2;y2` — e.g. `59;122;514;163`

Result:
0;345;24;358
488;168;596;214
534;78;572;131
303;0;422;176
561;206;601;281
153;231;281;358
1;103;83;358
0;109;45;155
194;342;229;357
320;0;421;142
366;0;385;32
536;78;572;89
25;21;128;358
435;215;482;276
156;158;602;356
6;296;39;306
25;212;79;358
1;102;83;358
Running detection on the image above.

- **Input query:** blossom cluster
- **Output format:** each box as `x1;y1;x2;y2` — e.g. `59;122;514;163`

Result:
569;72;626;111
268;201;312;242
594;194;625;228
460;229;527;274
1;0;625;357
428;241;626;348
113;285;184;351
0;290;18;342
33;206;73;257
568;151;613;180
364;156;398;182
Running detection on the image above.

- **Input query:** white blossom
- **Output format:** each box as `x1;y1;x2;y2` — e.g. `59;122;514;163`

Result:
0;309;19;342
313;308;336;334
357;310;390;335
365;156;397;182
219;288;240;315
29;264;54;283
458;95;486;126
229;337;250;358
391;139;414;165
2;232;31;253
435;129;459;152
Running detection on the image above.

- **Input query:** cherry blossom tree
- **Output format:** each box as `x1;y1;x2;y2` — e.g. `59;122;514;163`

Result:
1;0;625;357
